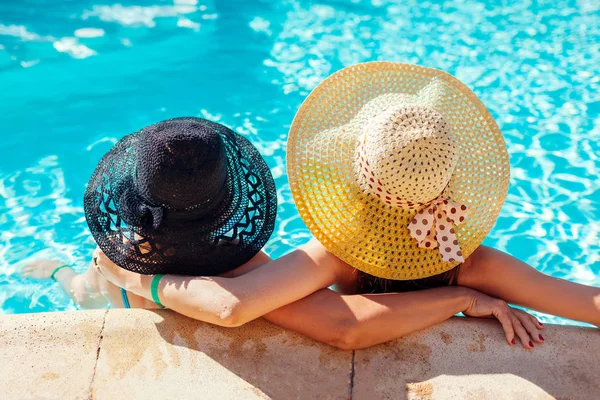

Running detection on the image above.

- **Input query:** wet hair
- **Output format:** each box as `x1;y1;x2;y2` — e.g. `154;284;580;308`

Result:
356;265;461;294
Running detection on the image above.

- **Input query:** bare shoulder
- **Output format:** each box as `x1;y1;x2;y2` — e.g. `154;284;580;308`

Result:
464;245;500;266
301;238;357;286
300;238;338;258
458;245;503;284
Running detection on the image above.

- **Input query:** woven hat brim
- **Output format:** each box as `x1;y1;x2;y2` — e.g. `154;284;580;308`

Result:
287;62;510;280
84;127;277;275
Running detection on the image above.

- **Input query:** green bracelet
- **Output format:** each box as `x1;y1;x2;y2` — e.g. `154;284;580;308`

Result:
50;265;71;281
151;274;166;309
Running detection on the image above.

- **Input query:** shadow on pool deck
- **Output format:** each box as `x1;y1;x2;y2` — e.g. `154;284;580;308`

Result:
1;309;598;399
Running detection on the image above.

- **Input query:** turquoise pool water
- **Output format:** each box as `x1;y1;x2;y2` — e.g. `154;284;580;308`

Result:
0;1;598;323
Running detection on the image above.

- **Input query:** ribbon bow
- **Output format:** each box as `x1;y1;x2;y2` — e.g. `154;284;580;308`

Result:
407;198;468;263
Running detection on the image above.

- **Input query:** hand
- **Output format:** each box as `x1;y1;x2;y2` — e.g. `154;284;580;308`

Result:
93;248;143;293
464;291;545;350
21;260;69;280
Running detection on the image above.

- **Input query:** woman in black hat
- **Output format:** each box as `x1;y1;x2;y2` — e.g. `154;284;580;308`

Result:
22;117;278;309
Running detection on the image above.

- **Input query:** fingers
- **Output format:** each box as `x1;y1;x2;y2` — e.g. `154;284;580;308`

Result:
494;303;541;350
514;309;544;330
21;262;40;274
20;262;43;276
92;249;103;274
494;307;515;346
507;313;534;349
93;249;121;281
92;248;101;260
514;310;544;344
92;249;107;269
95;249;110;264
529;313;544;330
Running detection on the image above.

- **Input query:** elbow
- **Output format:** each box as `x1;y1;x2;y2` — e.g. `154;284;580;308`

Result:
217;309;245;328
213;299;251;328
327;319;363;350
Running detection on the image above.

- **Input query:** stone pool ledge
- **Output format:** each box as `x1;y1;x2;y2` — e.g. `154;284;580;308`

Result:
1;310;598;399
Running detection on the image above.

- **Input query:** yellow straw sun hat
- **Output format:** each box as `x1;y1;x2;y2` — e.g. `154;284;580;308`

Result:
287;61;510;280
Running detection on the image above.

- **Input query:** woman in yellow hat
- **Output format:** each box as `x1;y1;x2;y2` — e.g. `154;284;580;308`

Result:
95;63;599;350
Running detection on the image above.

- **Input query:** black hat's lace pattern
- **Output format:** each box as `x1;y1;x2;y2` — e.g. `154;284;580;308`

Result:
84;117;277;275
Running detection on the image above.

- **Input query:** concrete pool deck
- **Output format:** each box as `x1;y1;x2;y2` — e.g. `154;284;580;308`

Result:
1;309;598;399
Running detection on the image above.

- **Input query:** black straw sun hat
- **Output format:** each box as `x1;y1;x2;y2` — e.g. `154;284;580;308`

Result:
84;117;277;275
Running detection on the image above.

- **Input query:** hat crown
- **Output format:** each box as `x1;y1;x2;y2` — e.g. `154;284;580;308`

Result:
136;118;228;210
361;104;458;206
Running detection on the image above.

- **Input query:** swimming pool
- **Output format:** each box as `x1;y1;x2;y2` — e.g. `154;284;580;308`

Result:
0;0;598;323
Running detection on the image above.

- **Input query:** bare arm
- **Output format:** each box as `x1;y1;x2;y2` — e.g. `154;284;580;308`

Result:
165;244;541;349
458;245;600;327
21;260;109;309
264;287;476;349
95;239;347;327
263;249;543;350
191;250;496;348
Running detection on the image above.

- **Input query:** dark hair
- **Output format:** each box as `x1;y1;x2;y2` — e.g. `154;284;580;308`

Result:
356;265;461;294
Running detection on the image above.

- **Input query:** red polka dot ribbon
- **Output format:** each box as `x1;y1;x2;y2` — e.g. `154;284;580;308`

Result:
407;199;468;262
